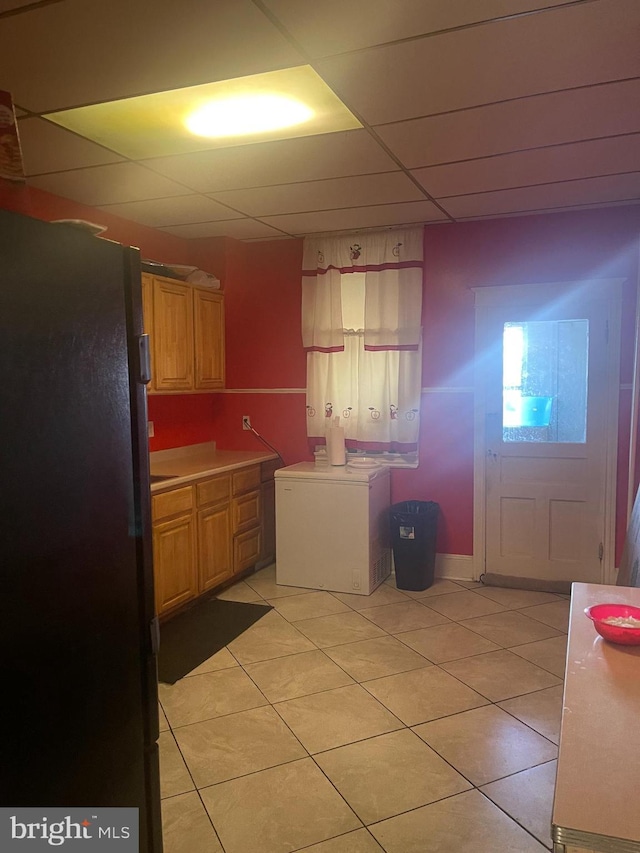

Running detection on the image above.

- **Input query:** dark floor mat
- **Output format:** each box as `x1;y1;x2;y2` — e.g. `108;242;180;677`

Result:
157;597;272;684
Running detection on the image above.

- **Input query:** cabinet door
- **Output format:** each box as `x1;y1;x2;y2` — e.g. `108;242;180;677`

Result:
153;278;193;391
198;503;232;591
153;514;197;615
194;288;224;389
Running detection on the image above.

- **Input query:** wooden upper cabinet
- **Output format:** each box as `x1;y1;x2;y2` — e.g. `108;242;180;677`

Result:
153;278;194;391
141;273;225;394
194;288;225;390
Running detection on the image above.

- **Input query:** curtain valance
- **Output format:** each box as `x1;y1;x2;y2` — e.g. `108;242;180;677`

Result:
301;228;423;352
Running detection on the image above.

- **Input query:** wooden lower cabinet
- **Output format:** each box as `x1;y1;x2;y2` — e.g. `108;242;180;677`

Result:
198;503;232;591
152;461;278;617
153;513;197;614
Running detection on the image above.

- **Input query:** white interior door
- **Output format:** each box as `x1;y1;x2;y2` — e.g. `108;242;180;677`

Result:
474;281;622;587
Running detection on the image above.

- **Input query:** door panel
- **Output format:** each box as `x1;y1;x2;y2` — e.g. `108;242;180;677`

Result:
475;281;621;586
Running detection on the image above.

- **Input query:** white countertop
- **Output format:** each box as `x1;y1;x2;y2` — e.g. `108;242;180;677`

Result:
553;582;640;847
149;442;277;492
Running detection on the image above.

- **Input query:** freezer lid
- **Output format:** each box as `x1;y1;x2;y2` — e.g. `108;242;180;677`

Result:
275;461;389;483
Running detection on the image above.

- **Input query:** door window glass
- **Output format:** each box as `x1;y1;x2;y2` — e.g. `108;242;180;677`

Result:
502;319;588;443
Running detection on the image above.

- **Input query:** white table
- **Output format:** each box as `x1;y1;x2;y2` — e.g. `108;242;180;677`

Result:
552;583;640;852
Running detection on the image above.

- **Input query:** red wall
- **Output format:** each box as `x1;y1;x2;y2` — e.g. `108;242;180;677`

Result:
4;178;640;561
214;206;640;561
415;208;640;559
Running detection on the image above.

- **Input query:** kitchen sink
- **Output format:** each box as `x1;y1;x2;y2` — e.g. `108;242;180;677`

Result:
149;474;179;483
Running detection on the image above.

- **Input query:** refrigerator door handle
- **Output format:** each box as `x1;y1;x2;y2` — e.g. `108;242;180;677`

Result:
138;334;152;384
150;616;160;656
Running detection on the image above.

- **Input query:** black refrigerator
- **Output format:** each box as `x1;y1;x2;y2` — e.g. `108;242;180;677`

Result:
0;209;162;851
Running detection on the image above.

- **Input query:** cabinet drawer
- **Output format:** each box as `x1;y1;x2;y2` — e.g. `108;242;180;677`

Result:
261;458;282;482
196;474;230;508
234;527;261;574
232;465;261;496
152;486;193;521
232;490;260;533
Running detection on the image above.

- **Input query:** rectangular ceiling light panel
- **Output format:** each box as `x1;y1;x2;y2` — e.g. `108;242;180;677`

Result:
44;66;361;159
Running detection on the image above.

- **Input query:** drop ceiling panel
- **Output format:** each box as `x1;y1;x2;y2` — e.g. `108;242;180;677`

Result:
377;79;640;169
209;172;424;216
262;199;447;234
316;0;640;125
465;198;640;222
0;0;304;113
161;219;287;240
264;0;579;58
412;135;640;198
439;172;640;219
97;196;244;228
1;0;639;237
27;163;192;207
143;129;398;192
17;117;124;175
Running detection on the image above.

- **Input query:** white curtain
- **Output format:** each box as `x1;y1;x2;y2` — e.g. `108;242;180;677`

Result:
302;228;423;451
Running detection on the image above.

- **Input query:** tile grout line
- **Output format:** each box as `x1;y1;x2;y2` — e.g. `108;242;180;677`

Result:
160;568;568;851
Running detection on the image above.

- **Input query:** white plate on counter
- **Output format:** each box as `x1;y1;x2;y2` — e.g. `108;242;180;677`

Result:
347;458;380;469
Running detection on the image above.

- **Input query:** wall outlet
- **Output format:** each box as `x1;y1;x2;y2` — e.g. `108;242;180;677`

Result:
242;415;252;430
148;421;154;438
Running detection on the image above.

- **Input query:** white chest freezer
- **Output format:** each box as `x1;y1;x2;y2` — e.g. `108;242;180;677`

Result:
275;462;391;595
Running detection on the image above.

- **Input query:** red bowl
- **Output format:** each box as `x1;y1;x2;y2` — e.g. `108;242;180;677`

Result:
584;603;640;645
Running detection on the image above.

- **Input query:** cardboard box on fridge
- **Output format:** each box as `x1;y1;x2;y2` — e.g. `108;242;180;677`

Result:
0;90;25;182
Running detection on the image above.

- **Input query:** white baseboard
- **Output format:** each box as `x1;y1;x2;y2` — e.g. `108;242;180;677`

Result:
435;554;474;581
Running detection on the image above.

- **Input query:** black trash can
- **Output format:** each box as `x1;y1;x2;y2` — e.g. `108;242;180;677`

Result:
390;501;439;591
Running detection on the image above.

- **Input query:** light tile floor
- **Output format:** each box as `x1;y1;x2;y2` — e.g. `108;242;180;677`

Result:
159;567;570;853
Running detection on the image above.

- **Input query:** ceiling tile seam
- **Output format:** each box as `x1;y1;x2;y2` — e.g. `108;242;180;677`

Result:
0;0;64;20
283;216;451;238
17;115;130;169
13;105;38;117
455;199;640;221
131;194;446;228
304;0;599;60
407;131;640;172
430;169;640;202
250;0;455;223
256;199;640;235
26;60;306;115
369;75;640;128
163;213;297;236
454;198;640;221
25;155;269;220
54;186;257;221
201;169;404;194
253;196;448;220
95;193;256;214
